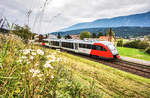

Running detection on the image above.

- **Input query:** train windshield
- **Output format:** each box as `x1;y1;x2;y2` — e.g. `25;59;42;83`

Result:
107;44;116;50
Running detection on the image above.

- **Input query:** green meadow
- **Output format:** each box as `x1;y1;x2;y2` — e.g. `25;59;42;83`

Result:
117;47;150;61
0;34;150;97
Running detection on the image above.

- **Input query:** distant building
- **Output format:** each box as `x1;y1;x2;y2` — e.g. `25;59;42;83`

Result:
47;34;57;39
99;36;116;45
99;36;115;42
34;34;46;42
70;34;80;39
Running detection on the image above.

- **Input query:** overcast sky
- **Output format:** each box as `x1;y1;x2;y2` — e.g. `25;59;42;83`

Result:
0;0;150;34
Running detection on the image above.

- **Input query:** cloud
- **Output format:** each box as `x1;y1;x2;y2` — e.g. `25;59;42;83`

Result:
0;0;150;34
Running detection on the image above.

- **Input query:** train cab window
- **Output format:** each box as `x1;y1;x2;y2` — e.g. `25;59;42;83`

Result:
108;44;115;51
92;45;106;51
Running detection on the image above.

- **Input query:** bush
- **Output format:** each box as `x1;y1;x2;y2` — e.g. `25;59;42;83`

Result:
117;40;123;47
138;41;150;49
145;47;150;54
80;31;91;40
124;40;150;49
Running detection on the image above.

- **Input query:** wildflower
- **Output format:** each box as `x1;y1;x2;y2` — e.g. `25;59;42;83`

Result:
52;52;57;55
38;73;44;77
37;49;44;55
26;61;30;64
23;49;30;55
30;56;34;60
17;59;22;63
29;69;41;77
34;63;39;66
56;58;62;62
51;75;54;79
31;52;36;56
20;72;25;75
47;55;56;62
44;63;54;69
21;56;27;59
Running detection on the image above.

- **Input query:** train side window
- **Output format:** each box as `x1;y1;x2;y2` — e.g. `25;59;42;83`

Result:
79;44;83;48
92;45;106;51
87;44;92;49
92;45;96;50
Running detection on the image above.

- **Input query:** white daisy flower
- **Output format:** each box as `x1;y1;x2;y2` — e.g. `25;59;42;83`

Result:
38;74;44;77
57;58;62;62
37;49;44;55
47;55;56;62
51;75;54;79
29;69;41;77
44;63;54;69
31;52;36;56
17;59;22;63
30;56;34;60
23;49;30;55
34;63;39;66
27;61;30;64
21;56;27;59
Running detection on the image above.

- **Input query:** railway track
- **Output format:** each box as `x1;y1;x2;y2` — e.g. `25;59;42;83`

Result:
42;46;150;79
63;50;150;79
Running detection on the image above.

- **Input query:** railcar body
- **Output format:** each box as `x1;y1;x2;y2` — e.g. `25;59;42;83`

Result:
42;39;120;59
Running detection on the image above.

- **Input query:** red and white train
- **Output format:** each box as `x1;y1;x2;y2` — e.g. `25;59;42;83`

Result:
42;39;120;59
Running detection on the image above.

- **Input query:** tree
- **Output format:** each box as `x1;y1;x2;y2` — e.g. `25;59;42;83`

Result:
65;34;72;39
106;28;115;36
80;31;91;40
92;33;97;38
106;28;115;42
13;24;34;40
117;39;123;47
97;32;103;38
57;33;61;39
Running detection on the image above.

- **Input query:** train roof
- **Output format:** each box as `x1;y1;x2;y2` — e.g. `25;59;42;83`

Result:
43;39;113;46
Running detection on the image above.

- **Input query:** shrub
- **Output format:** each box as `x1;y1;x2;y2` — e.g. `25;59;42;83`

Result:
80;31;91;40
124;40;150;49
145;47;150;54
138;41;150;49
117;39;123;47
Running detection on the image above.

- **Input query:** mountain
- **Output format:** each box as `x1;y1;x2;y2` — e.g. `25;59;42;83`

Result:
60;11;150;32
52;27;150;38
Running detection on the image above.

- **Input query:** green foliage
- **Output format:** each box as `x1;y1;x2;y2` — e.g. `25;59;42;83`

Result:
64;34;72;39
13;24;34;41
0;34;101;97
124;40;150;50
145;47;150;54
117;39;123;47
97;32;103;38
57;33;61;39
80;31;91;40
106;28;115;36
92;33;97;38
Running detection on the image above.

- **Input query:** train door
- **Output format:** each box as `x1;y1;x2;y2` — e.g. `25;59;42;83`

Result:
74;43;78;53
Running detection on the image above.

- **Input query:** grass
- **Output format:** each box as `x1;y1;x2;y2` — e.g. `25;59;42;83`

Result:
117;47;150;61
1;34;150;97
61;52;150;97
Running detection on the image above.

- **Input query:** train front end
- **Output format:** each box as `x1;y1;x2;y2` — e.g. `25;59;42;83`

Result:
107;44;120;59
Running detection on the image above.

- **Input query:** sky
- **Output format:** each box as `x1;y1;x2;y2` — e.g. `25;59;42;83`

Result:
0;0;150;34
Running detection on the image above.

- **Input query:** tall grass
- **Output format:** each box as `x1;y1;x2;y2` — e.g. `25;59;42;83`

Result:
0;34;101;97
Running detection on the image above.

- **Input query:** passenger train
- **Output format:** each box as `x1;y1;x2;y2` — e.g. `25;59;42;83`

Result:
42;39;120;59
